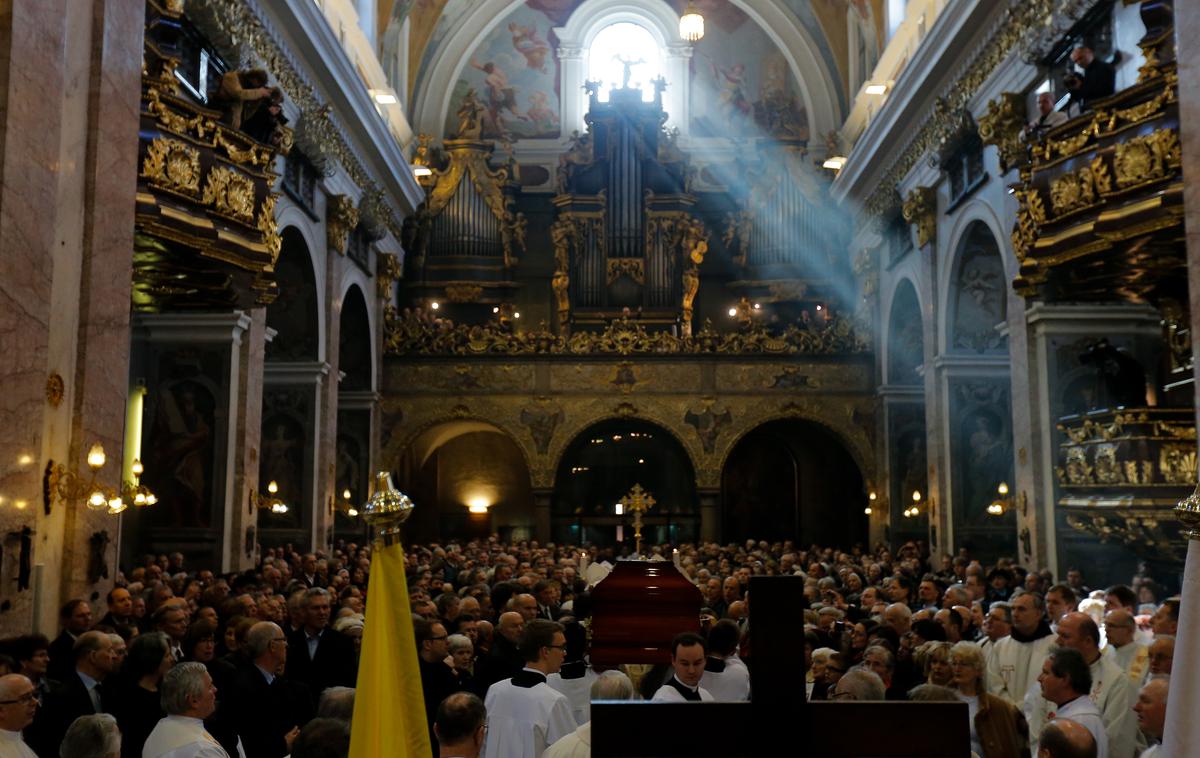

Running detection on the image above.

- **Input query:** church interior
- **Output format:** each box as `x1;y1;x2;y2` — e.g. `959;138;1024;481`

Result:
1;0;1200;754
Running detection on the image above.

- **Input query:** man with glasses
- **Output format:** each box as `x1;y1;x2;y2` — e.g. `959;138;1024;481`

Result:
0;673;38;756
483;619;574;758
227;621;310;757
417;618;460;753
1101;609;1148;685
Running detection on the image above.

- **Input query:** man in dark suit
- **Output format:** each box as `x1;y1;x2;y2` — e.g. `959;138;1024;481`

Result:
46;599;92;683
285;588;356;705
227;621;312;757
96;587;136;632
1065;45;1116;113
416;618;460;753
298;554;324;589
533;580;560;621
27;630;116;757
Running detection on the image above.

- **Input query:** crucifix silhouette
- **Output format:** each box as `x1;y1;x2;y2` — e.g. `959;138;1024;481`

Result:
613;54;645;89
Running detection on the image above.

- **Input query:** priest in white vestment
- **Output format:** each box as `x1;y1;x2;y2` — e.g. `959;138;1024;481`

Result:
143;662;232;758
1027;649;1108;758
543;671;635;758
987;591;1056;706
1102;609;1150;685
1133;677;1168;758
483;619;576;758
0;674;38;758
652;632;714;702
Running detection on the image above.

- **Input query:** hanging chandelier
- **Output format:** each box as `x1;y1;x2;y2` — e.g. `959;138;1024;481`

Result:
679;1;704;42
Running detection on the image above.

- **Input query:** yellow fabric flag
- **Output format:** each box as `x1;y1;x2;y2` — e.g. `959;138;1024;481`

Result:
349;541;432;758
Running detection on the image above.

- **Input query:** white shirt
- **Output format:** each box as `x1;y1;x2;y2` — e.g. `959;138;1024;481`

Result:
987;634;1056;706
542;723;591;758
0;729;37;758
650;677;714;702
142;715;231;758
1023;653;1137;758
698;658;750;702
546;668;598;726
483;670;575;758
1051;696;1108;758
959;694;982;758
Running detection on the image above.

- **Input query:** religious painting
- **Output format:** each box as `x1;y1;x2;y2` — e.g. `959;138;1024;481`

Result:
144;370;220;529
887;402;926;535
685;5;808;140
259;389;310;530
443;3;561;140
949;223;1008;353
950;379;1016;557
886;280;923;385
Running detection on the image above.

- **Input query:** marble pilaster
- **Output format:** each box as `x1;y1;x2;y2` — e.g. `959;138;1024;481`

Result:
698;488;719;543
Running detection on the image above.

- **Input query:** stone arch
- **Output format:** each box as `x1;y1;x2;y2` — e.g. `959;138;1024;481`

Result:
267;226;323;362
885;277;923;385
337;283;374;392
546;407;703;490
411;0;842;143
944;219;1009;355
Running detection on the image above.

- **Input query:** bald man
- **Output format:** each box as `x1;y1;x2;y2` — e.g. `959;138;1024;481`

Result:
478;612;525;688
1101;610;1148;685
1134;677;1168;756
0;674;38;756
1038;718;1098;758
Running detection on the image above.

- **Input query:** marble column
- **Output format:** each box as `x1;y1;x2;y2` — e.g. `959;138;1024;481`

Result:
335;389;379;543
698;489;719;543
128;312;259;573
917;236;947;556
1020;304;1161;575
1165;4;1200;753
0;0;143;635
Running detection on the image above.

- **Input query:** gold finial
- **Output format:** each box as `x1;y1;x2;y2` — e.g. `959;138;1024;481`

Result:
363;471;414;545
1176;477;1200;541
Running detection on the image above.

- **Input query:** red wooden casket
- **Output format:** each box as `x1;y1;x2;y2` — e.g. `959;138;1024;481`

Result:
589;560;703;665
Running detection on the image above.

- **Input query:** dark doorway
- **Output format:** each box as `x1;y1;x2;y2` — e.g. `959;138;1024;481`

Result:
721;419;866;546
553;419;697;547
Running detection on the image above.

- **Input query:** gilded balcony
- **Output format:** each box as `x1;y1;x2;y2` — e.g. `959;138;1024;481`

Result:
1009;5;1182;305
1056;407;1195;563
133;0;285;312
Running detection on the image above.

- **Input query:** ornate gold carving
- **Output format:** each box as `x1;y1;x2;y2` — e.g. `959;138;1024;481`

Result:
549;217;574;333
257;194;281;267
202;165;256;223
377;252;402;298
678;217;708;337
556;130;593;193
1113;128;1180;189
453;89;484;139
1159;444;1196;484
444;284;483;303
902;186;937;248
1064;446;1093;484
326;194;359;255
214;130;272;168
385;311;868;357
141;137;201;198
722;210;752;267
144;88;212;139
45;373;64;407
978;92;1027;173
1011;188;1047;262
606;259;645;285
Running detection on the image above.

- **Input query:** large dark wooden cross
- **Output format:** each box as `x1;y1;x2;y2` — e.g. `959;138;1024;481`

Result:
591;576;970;757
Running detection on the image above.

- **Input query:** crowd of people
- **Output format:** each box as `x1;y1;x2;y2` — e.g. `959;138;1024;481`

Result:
0;537;1179;757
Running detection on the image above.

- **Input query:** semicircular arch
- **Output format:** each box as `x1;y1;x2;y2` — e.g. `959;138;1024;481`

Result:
716;408;872;490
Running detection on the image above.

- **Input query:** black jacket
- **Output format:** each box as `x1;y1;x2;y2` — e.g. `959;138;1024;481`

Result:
26;672;103;757
285;626;357;705
226;661;314;758
45;632;76;683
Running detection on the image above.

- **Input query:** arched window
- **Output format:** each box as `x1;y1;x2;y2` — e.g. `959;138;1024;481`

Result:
586;22;663;102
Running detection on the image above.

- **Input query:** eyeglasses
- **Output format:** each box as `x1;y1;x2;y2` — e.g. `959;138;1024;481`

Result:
0;692;38;705
546;644;567;651
429;635;449;641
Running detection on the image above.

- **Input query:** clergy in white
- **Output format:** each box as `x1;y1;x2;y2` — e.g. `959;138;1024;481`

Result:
1101;609;1150;685
546;663;599;726
652;632;715;702
987;591;1057;706
483;619;576;758
698;620;750;701
1023;613;1138;758
143;662;232;758
543;671;636;758
1026;648;1108;758
0;674;38;758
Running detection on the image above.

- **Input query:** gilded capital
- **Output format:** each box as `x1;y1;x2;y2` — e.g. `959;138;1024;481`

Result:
327;194;359;255
902;186;937;248
978;92;1027;174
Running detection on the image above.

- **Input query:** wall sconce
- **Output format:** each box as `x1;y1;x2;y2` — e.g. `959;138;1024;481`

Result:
252;480;288;514
987;482;1011;517
51;443;155;515
865;490;877;516
337;488;359;518
467;497;490;515
903;489;922;518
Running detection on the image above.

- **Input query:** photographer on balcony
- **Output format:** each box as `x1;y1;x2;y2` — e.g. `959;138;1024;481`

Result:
1064;45;1115;116
217;68;274;131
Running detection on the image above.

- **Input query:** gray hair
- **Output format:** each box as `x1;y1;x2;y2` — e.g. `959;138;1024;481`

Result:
447;633;472;654
590;670;635;701
317;686;355;723
950;641;988;691
301;587;331;608
834;670;886;701
60;713;120;758
245;622;282;659
161;662;209;715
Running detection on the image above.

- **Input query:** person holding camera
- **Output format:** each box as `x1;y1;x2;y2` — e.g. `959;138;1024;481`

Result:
1064;45;1115;114
1025;92;1068;139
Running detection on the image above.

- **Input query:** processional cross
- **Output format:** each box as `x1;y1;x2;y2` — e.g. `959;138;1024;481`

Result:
618;483;655;555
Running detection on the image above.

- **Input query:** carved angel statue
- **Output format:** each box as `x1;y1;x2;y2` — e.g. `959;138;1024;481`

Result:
454;89;484;139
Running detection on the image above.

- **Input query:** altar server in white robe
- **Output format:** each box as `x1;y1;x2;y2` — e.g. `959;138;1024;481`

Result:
546;621;599;726
1024;614;1137;758
483;619;575;758
988;590;1057;706
699;620;750;701
652;632;714;702
143;663;235;758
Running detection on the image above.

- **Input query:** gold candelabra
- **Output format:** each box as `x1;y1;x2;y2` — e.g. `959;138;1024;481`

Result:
619;483;656;555
250;480;288;514
51;443;157;515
